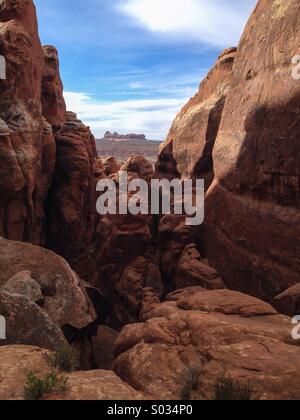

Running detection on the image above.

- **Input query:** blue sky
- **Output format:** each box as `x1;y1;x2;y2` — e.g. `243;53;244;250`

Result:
34;0;256;139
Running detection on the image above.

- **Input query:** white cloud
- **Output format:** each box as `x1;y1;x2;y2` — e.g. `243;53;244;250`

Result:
118;0;256;47
64;91;187;140
129;82;145;89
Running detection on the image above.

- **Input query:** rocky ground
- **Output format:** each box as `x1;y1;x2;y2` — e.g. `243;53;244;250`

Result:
0;0;299;401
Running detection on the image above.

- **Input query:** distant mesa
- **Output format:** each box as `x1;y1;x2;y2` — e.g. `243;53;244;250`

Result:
97;132;161;164
104;131;146;141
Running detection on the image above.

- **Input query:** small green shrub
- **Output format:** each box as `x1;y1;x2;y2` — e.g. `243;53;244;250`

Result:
179;366;202;400
24;372;69;401
47;345;80;372
214;376;258;401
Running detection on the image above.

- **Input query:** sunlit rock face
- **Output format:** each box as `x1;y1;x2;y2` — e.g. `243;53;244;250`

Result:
156;47;236;189
204;0;300;300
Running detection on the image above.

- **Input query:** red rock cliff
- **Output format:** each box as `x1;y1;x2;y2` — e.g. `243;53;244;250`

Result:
204;0;300;299
0;0;103;283
0;0;56;244
156;0;300;300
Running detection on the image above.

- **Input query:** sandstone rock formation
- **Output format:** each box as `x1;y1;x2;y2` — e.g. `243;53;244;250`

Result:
0;0;299;401
0;0;103;284
274;283;300;317
0;292;67;350
0;345;53;400
40;37;102;283
156;48;236;188
102;156;121;176
46;111;102;283
156;0;300;301
92;325;119;370
158;214;224;293
48;370;146;401
0;238;95;349
104;132;146;141
41;45;66;125
0;345;146;400
120;155;154;184
204;0;300;300
114;288;300;400
0;0;56;244
95;156;159;328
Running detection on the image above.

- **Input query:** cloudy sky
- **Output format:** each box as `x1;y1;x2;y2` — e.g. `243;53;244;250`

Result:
35;0;256;140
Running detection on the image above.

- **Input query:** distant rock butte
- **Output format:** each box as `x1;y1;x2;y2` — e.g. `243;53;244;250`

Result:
104;131;146;141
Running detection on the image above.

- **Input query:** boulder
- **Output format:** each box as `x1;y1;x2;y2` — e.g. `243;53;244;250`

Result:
0;238;95;330
273;283;300;317
103;156;121;176
120;155;154;183
158;215;224;293
0;292;67;350
1;271;43;304
176;244;226;290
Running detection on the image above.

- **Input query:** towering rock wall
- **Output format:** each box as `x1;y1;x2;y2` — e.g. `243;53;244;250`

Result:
0;0;56;244
41;44;102;282
204;0;300;299
156;0;300;301
46;110;102;283
0;0;102;283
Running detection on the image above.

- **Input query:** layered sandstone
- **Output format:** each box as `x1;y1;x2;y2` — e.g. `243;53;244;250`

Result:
114;288;300;400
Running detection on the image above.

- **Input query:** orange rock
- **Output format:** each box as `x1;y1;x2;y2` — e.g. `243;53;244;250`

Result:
204;0;300;300
156;47;236;189
0;345;147;400
0;0;56;244
114;288;300;400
